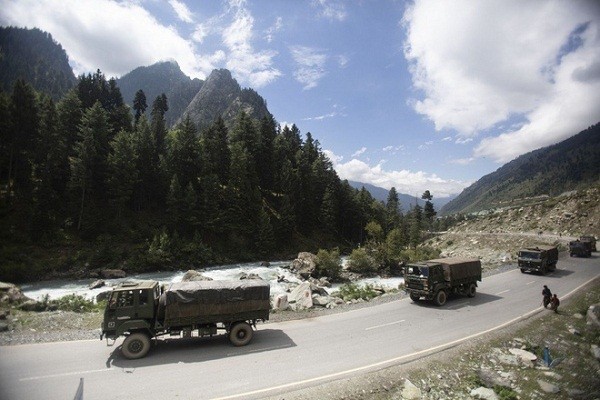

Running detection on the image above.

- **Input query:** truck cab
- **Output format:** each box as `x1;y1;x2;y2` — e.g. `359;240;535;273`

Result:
517;245;558;274
102;281;159;341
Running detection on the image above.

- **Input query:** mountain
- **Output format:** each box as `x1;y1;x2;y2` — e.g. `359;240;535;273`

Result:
0;26;76;99
180;69;271;131
116;61;203;127
441;122;600;215
347;180;456;212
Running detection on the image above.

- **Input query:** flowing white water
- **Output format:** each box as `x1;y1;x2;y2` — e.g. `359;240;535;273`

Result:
20;260;404;301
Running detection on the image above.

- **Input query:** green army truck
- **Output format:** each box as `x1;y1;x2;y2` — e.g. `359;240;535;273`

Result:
517;245;558;274
101;280;270;359
580;235;597;252
404;257;482;306
569;240;592;257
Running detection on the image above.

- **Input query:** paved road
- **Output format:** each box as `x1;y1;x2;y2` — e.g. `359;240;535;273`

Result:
1;254;598;400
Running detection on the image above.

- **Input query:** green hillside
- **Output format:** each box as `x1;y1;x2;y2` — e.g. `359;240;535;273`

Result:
441;123;600;215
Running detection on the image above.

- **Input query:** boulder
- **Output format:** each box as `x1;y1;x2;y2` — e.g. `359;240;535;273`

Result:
591;344;600;361
470;387;498;400
272;294;289;310
181;270;213;282
260;261;270;267
100;269;127;279
477;368;511;389
291;252;317;279
587;304;600;329
401;379;422;400
0;282;33;304
289;282;313;309
89;280;105;289
0;309;9;319
312;294;333;307
17;300;45;312
96;290;111;303
537;379;560;394
0;321;9;332
509;348;537;366
239;273;263;280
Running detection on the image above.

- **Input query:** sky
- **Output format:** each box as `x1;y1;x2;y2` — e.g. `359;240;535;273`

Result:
2;0;600;198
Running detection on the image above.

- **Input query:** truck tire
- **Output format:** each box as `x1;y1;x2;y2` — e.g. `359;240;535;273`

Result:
520;268;526;273
122;332;151;359
229;322;253;346
409;293;420;302
434;290;447;306
467;283;477;298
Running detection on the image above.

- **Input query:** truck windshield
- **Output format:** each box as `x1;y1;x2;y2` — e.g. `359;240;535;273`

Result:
519;251;540;259
406;266;428;277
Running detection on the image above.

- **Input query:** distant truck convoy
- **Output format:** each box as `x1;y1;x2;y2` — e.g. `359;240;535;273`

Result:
101;280;270;359
569;239;592;257
579;235;597;252
403;257;482;306
517;245;558;274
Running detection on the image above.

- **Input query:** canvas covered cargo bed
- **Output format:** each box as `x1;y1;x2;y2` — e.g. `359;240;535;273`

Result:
159;280;270;326
427;257;482;282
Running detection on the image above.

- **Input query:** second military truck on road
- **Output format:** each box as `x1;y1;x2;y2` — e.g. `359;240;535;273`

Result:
517;245;558;274
101;280;270;359
404;257;482;306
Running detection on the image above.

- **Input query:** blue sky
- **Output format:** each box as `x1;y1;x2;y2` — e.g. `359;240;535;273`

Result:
2;0;600;197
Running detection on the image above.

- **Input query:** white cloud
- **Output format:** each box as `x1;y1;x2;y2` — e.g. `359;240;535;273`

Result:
222;1;282;87
168;0;194;24
337;54;349;68
403;0;600;163
325;151;469;197
290;45;327;89
312;0;347;22
450;157;475;165
264;16;283;43
351;147;367;157
0;0;203;79
191;23;210;43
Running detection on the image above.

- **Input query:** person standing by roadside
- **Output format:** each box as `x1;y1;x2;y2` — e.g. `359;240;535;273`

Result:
549;294;560;313
542;285;552;308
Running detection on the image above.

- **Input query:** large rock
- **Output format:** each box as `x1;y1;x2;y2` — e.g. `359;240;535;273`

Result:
291;252;317;279
289;282;313;309
587;304;600;329
509;348;537;366
0;282;33;304
401;379;422;400
239;272;263;280
537;379;560;394
89;280;105;289
96;290;112;303
100;269;127;279
470;387;498;400
477;368;511;389
181;270;212;282
272;294;289;310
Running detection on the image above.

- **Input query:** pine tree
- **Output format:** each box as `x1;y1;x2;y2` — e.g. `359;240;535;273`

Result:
70;101;111;231
385;187;402;232
108;129;138;218
133;89;147;124
422;190;436;226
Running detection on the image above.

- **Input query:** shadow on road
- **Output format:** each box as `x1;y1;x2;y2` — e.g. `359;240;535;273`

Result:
106;328;295;369
518;268;575;278
409;292;502;310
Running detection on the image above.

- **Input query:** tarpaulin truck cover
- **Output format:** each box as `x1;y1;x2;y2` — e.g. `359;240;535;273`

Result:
427;257;482;282
161;280;270;323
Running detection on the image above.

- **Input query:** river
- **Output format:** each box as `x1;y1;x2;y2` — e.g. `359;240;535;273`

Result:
20;260;405;301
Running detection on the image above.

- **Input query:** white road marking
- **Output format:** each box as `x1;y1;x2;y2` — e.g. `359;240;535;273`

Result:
526;280;537;285
496;290;510;295
365;320;405;331
210;275;600;400
20;368;112;382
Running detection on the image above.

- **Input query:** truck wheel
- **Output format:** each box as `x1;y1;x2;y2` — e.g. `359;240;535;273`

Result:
409;293;420;302
229;322;253;346
434;290;447;306
467;283;477;298
122;332;151;359
520;268;526;273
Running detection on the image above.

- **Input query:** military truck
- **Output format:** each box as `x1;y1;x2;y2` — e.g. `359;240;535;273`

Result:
403;257;482;306
580;235;597;252
517;245;558;274
101;280;270;359
569;240;592;257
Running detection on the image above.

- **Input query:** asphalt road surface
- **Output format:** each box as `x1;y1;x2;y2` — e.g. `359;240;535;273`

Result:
1;254;598;400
